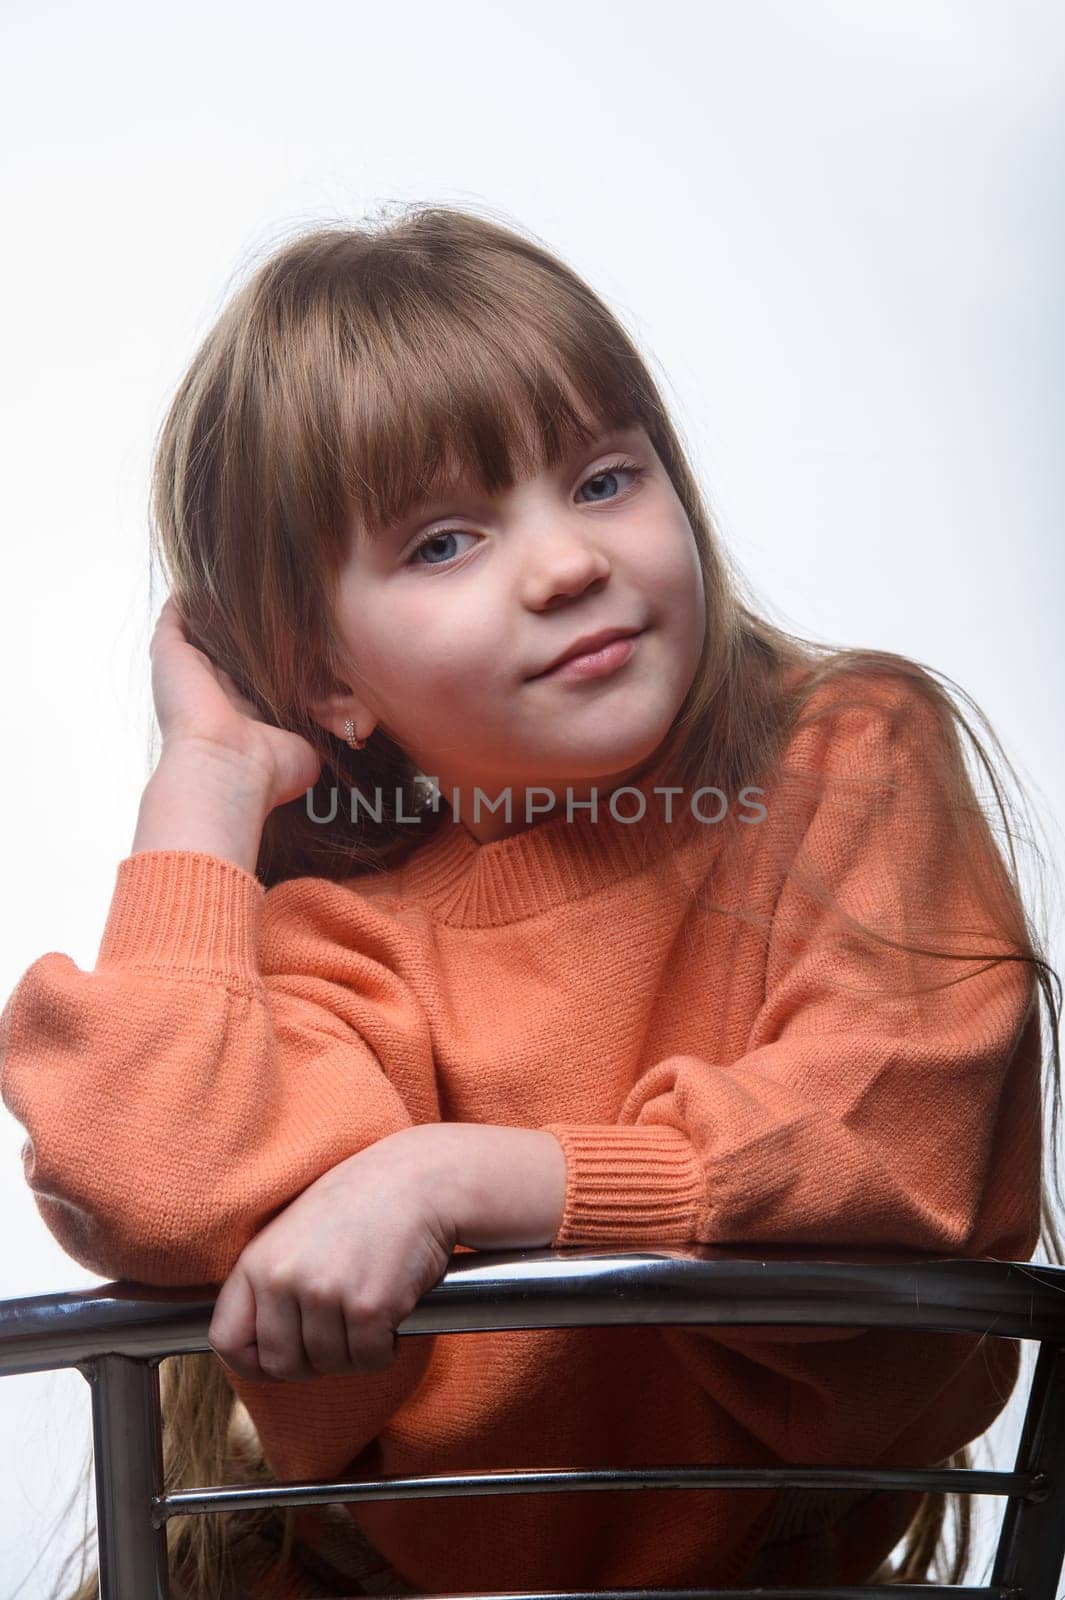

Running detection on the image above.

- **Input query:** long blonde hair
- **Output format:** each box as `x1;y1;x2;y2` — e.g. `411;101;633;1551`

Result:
45;202;1061;1596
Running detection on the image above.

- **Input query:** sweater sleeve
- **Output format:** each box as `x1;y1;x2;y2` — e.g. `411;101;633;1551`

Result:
0;850;441;1286
539;681;1043;1266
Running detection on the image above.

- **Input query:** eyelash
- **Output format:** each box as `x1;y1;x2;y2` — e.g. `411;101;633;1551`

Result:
404;458;648;570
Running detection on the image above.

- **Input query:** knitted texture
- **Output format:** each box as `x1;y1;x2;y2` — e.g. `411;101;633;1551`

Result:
0;672;1042;1591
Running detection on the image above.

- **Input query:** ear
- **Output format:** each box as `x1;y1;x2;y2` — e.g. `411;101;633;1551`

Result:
306;691;374;744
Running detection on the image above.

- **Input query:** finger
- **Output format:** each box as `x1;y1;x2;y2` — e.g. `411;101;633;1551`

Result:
150;597;180;645
257;1286;315;1382
342;1299;402;1374
208;1265;263;1382
300;1294;359;1377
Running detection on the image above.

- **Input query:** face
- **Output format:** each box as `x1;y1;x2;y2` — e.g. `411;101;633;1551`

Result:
314;423;706;844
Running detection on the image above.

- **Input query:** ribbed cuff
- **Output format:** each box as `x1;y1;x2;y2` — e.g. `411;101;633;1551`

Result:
95;850;266;986
538;1123;705;1248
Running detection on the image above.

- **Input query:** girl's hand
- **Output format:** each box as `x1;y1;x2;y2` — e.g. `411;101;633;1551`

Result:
149;595;323;811
207;1131;456;1382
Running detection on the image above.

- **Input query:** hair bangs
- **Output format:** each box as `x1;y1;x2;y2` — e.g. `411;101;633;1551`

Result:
327;292;648;547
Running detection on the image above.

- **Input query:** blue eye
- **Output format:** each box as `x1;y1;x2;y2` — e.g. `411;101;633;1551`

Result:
405;527;479;569
404;459;647;570
575;460;647;505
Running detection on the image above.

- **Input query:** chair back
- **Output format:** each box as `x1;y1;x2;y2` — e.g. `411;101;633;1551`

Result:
2;1244;1064;1598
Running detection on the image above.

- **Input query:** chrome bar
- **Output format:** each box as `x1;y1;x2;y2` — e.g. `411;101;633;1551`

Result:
82;1353;170;1600
991;1340;1065;1600
299;1588;1022;1599
3;1245;1065;1379
155;1462;1043;1523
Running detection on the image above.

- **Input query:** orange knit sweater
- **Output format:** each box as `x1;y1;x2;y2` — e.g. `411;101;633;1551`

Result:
0;673;1043;1590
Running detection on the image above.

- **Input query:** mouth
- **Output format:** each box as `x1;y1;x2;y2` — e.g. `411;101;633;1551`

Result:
529;628;646;683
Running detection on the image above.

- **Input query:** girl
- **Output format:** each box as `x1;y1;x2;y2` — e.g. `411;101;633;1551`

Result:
1;202;1059;1598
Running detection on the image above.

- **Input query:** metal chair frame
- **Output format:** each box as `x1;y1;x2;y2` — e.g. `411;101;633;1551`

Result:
2;1244;1064;1599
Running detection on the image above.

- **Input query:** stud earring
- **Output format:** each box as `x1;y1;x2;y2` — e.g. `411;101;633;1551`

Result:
343;718;369;751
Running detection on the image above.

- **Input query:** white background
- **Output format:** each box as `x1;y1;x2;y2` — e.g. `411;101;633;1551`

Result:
1;2;1062;1594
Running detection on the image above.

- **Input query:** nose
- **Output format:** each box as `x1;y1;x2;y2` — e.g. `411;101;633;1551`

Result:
518;524;613;610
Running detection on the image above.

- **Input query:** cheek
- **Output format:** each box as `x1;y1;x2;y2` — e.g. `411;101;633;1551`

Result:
399;593;505;688
650;525;705;611
656;535;707;666
385;626;484;702
689;549;707;611
345;591;440;678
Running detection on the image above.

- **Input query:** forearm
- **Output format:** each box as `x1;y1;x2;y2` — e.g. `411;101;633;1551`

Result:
403;1123;568;1249
132;745;272;876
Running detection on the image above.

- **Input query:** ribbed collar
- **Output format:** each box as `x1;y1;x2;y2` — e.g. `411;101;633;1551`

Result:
397;748;719;926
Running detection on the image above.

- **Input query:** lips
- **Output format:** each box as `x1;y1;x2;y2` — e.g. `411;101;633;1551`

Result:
530;626;644;679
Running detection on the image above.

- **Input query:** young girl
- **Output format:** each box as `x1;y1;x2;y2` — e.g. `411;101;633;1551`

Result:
1;203;1059;1599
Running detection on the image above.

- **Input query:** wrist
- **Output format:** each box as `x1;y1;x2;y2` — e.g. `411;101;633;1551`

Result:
403;1123;568;1250
155;739;275;808
132;746;272;874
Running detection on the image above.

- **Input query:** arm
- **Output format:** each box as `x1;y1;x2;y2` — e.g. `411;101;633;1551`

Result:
129;740;276;875
532;682;1042;1264
206;1122;569;1382
409;1122;569;1249
0;838;441;1287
